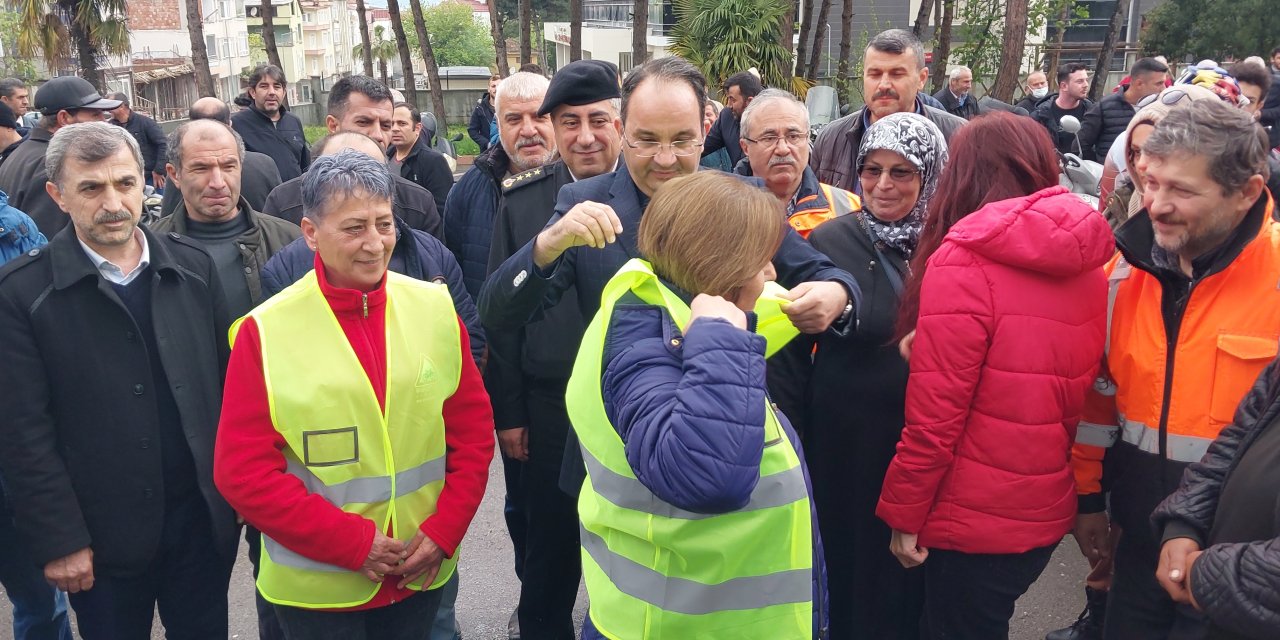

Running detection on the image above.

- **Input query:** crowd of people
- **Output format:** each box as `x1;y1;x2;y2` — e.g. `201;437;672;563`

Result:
0;25;1277;640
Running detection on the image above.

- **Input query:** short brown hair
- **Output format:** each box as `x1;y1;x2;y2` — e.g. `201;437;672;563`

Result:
638;172;785;299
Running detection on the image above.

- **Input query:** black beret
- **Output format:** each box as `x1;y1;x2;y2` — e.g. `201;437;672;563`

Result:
538;60;622;116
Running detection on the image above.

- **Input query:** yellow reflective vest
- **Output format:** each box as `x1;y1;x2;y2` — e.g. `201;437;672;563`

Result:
230;270;461;609
566;258;813;639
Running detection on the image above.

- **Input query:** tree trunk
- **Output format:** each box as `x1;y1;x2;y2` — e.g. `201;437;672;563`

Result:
779;0;796;78
69;14;104;89
519;0;532;64
409;0;449;127
929;0;953;93
386;0;418;105
913;0;934;37
836;0;853;101
488;0;510;74
795;0;813;79
1046;3;1069;74
805;0;833;82
990;0;1028;102
570;0;583;62
380;59;389;88
632;0;648;66
354;0;373;76
260;0;283;69
187;0;217;97
1090;0;1133;100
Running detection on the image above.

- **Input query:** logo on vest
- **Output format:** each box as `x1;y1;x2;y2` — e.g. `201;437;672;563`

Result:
416;356;437;387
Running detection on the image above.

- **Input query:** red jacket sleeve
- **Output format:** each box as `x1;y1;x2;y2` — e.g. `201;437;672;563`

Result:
419;316;496;557
877;253;994;534
213;318;376;572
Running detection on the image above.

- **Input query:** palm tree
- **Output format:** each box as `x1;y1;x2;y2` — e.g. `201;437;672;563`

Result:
486;0;509;75
570;0;582;62
632;0;648;67
9;0;131;89
670;0;791;89
259;0;282;68
356;0;374;76
355;25;397;88
386;0;418;105
991;0;1029;102
407;0;449;127
186;0;216;97
519;0;532;64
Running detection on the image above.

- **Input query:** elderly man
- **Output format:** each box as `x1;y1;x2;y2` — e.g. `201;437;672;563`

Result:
739;88;859;238
934;66;981;120
0;76;121;236
160;97;282;217
0;122;237;638
215;149;493;640
812;29;964;192
231;64;309;181
151;120;300;316
1070;100;1279;640
389;102;453;214
1016;70;1051;113
485;59;623;640
108;93;168;188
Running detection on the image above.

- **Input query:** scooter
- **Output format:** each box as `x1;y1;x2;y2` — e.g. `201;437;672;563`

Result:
1058;115;1103;209
420;111;465;173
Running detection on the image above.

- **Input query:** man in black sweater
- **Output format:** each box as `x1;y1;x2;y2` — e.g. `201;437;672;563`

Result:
108;93;168;188
230;65;309;181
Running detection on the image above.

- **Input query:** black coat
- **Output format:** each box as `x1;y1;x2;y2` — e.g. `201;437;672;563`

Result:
768;212;922;640
0;226;238;577
0;128;65;237
161;150;282;217
389;134;454;214
261;173;442;239
468;97;495;152
702;108;744;166
1153;355;1280;639
932;87;981;120
1078;90;1137;161
230;106;310;182
112;111;167;174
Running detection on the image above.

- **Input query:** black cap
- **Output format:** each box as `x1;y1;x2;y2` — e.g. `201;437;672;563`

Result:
0;101;15;130
537;60;622;116
34;76;122;116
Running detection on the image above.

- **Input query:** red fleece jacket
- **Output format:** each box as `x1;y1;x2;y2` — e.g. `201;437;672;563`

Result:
214;258;495;609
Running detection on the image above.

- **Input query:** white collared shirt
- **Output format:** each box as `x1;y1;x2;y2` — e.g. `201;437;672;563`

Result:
79;228;151;286
567;159;621;183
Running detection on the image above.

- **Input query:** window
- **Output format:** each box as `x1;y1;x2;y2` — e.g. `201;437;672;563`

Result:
239;34;249;55
206;34;219;59
235;0;245;16
299;83;313;103
219;37;231;59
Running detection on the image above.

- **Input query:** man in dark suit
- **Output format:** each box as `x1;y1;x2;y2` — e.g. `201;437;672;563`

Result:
160;97;282;216
480;55;861;489
0;122;237;638
933;65;982;120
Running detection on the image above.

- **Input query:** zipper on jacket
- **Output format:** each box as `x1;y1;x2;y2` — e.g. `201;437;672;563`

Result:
362;293;369;318
1156;280;1195;488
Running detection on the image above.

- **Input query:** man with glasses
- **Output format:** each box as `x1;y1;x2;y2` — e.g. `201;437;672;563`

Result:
480;56;861;495
740;89;859;238
0;76;120;236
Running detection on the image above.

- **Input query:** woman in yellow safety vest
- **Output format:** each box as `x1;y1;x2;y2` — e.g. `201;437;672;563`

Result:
566;171;827;640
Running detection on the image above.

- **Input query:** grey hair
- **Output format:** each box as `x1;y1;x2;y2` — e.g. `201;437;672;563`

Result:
46;122;142;187
301;148;395;220
495;72;550;114
868;29;926;72
948;66;972;82
166;119;245;170
1143;100;1268;195
740;88;808;137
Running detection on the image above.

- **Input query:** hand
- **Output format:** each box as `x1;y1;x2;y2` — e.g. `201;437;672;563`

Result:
498;427;529;461
361;529;406;583
532;201;623;267
889;530;928;568
781;282;848;334
392;532;445;589
899;330;916;362
152;171;167;189
44;547;94;593
1156;537;1201;604
688;294;747;330
1072;512;1112;564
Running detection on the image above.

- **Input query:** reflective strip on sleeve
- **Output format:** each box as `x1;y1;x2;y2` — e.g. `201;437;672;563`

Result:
1118;419;1213;463
579;525;811;615
1075;422;1120;447
579;447;808;521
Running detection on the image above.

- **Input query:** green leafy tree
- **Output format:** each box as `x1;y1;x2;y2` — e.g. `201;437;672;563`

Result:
936;0;1083;91
6;0;131;89
0;11;40;79
403;1;494;68
669;0;792;91
1142;0;1278;61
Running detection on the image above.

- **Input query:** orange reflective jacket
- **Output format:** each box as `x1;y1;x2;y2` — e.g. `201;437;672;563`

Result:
1073;195;1280;498
789;183;860;238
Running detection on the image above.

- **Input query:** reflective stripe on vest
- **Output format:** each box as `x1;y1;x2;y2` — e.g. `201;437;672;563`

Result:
788;183;860;238
567;258;813;639
1118;417;1212;463
234;270;462;609
1104;257;1131;357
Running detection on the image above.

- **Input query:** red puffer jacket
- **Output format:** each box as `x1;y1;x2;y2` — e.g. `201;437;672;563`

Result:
876;186;1113;554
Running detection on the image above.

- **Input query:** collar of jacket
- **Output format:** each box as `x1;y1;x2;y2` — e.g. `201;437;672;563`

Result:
248;103;290;123
475;144;512;185
389;133;429;164
311;251;389;316
49;223;182;290
24;127;52;144
790;168;829;213
1117;190;1273;281
167;197;262;237
856;97;927;135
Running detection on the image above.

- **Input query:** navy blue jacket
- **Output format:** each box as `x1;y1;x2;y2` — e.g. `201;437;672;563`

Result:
478;163;860;332
581;305;827;639
443;145;509;299
260;218;485;364
702;108;744;167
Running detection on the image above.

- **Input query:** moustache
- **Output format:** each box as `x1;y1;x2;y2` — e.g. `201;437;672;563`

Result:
95;210;133;225
768;156;796;167
873;89;900;101
517;136;547;150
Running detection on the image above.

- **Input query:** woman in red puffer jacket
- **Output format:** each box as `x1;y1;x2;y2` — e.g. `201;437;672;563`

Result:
876;112;1114;640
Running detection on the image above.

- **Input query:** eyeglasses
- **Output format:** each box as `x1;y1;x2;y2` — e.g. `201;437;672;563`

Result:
742;132;808;148
623;136;703;158
859;165;919;183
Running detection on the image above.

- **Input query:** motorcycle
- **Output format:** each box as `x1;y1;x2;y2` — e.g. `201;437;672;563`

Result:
420;111;465;173
1058;115;1103;209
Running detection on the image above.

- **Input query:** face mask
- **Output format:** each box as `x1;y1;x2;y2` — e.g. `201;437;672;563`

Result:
1032;87;1049;99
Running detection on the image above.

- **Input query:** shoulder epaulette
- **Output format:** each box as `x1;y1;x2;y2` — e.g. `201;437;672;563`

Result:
501;166;551;193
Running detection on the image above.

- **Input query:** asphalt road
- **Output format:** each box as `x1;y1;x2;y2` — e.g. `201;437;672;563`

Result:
0;452;1087;639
